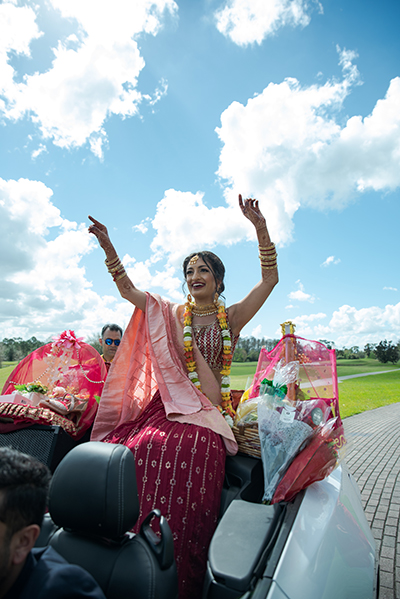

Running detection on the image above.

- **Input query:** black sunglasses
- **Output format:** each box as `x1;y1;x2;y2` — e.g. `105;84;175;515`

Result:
105;338;121;346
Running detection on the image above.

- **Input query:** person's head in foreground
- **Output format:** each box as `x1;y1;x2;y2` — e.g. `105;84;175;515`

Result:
0;447;50;597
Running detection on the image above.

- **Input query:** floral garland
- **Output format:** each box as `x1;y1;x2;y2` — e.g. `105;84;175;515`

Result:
183;300;235;425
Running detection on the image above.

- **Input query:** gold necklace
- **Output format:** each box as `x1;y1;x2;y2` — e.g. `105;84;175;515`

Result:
191;303;218;316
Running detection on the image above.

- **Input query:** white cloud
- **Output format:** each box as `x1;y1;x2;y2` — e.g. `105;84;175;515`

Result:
149;189;247;266
132;218;151;234
0;177;134;339
31;144;48;160
143;78;169;108
0;0;177;157
251;324;263;338
0;2;42;56
321;255;341;267
272;312;326;340
383;287;398;292
288;280;316;303
288;304;400;348
215;49;400;245
121;47;400;275
214;0;321;46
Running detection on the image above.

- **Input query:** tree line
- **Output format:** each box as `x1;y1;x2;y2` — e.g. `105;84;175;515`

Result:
319;339;400;364
0;337;46;364
0;334;101;367
1;335;399;367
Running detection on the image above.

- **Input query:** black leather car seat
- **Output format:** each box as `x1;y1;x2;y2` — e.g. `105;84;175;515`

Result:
47;441;178;599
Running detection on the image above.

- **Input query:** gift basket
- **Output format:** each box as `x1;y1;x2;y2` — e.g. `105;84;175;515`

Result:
0;330;107;438
233;324;346;503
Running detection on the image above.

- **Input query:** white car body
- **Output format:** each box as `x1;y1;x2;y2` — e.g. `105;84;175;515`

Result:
205;458;378;599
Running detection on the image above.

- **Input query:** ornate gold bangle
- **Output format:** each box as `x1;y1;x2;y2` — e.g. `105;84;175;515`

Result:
107;263;123;274
259;256;277;263
113;271;127;282
105;256;120;267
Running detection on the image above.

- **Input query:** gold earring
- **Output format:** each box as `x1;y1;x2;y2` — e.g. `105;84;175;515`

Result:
187;293;193;303
214;291;219;306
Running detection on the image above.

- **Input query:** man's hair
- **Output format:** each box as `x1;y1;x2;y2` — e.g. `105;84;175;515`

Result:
101;323;123;338
0;447;51;537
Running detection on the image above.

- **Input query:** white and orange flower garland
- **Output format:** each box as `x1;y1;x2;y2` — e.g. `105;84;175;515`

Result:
183;299;235;424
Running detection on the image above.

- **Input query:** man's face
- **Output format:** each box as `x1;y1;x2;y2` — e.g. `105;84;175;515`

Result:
100;328;122;362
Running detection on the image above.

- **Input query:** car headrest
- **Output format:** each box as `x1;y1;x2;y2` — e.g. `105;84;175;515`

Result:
49;442;139;538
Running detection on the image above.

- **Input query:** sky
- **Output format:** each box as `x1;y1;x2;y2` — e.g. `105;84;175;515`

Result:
0;0;399;350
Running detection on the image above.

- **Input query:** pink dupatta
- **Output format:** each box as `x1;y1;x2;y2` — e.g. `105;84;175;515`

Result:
91;293;238;455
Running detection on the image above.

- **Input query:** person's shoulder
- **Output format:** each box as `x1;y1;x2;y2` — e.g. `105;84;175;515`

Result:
23;547;106;599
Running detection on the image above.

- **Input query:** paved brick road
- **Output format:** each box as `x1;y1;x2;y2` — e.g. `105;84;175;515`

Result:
344;403;400;599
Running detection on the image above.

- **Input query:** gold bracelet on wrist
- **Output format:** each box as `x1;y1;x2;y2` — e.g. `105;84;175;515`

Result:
105;256;120;267
112;270;125;279
259;256;277;262
259;254;276;260
113;271;127;282
108;263;123;274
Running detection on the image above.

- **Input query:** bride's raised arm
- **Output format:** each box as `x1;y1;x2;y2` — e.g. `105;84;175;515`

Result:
88;216;147;312
227;195;279;337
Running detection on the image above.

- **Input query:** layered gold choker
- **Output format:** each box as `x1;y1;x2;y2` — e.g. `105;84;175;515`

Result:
191;303;218;316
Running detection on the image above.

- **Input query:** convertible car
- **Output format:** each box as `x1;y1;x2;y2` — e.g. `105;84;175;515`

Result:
31;440;378;599
0;330;378;598
206;453;378;599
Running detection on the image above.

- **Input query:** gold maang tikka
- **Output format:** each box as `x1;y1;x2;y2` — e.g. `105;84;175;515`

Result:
189;254;199;266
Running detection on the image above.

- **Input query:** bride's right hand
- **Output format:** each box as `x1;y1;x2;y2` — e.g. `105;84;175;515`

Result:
88;216;115;254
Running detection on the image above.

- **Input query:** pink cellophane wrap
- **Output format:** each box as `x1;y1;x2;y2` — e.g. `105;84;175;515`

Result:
249;335;340;418
1;335;107;438
246;335;344;502
91;293;238;455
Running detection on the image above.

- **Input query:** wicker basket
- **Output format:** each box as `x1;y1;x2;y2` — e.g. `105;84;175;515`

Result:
232;422;261;459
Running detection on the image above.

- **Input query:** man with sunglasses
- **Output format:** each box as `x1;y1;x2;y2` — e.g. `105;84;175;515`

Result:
99;324;123;373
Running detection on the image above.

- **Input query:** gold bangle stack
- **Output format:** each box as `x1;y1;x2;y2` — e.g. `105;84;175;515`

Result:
259;243;277;270
105;256;127;282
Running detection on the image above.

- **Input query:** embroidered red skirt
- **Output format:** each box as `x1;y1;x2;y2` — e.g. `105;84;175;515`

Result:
102;391;226;599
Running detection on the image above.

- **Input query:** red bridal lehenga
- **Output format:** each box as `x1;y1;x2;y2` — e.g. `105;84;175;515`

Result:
104;391;225;598
101;312;239;599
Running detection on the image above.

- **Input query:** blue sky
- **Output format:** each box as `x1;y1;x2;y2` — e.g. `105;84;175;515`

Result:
1;0;399;349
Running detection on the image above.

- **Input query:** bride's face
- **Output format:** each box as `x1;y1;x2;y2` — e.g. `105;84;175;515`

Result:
186;258;217;304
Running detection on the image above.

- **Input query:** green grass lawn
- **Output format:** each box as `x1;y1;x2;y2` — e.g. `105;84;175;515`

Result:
0;362;18;391
338;370;400;418
230;362;258;390
335;358;400;377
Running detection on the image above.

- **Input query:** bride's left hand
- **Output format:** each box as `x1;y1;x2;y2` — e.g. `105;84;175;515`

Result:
238;194;266;230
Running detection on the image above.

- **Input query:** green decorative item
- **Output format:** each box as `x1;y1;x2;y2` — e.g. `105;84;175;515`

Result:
15;382;49;395
261;378;287;400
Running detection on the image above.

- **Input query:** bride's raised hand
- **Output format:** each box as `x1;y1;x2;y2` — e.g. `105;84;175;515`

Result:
88;216;115;254
238;194;267;231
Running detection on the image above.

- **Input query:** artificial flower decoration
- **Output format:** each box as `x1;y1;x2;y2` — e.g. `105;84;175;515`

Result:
52;330;84;350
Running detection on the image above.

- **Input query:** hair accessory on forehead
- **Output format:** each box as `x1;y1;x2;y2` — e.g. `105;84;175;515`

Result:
189;254;199;266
